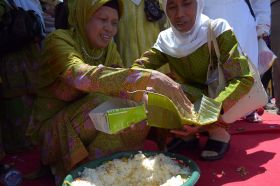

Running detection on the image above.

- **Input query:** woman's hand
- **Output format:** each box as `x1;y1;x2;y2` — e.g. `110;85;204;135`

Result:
146;70;193;116
170;125;200;137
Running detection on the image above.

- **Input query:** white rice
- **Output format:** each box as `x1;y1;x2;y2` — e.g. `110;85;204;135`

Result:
70;152;191;186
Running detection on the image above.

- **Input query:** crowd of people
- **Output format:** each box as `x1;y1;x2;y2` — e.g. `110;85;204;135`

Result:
0;0;278;185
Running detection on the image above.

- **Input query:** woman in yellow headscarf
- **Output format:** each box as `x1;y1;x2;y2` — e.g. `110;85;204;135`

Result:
26;0;193;184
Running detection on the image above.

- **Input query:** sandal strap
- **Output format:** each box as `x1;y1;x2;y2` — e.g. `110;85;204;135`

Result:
203;139;229;152
167;137;199;153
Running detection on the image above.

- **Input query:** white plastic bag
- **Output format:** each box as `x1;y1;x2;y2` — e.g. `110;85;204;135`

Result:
258;38;277;76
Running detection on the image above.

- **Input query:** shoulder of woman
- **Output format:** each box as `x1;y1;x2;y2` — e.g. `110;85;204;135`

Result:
45;29;75;46
156;27;174;43
210;18;233;37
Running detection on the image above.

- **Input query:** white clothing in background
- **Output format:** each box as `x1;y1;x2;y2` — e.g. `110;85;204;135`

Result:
130;0;142;5
13;0;45;29
203;0;271;69
250;0;271;36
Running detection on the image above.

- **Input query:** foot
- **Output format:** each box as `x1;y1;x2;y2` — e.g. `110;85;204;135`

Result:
245;112;263;123
200;127;230;160
200;139;230;161
264;102;277;110
166;136;199;153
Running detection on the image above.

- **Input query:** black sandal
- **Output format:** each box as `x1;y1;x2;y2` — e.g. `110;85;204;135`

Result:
200;139;230;161
167;137;199;153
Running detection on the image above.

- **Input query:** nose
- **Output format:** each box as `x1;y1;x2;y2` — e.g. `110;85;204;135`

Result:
175;7;184;18
104;21;114;34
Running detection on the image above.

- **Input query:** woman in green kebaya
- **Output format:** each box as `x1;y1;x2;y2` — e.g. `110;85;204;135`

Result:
133;0;254;160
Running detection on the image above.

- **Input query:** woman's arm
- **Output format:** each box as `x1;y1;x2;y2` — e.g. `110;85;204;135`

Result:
214;30;254;113
132;48;168;70
42;32;193;113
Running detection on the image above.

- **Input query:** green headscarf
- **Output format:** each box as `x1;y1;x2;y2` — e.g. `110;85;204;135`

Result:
38;0;124;88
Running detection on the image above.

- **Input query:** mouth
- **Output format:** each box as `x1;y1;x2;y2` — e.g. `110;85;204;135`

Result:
175;21;187;28
174;20;191;32
101;34;112;42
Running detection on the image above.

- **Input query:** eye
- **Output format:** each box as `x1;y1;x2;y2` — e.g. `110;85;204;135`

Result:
98;17;107;22
183;2;191;6
167;2;176;10
167;5;176;10
112;21;118;27
183;0;192;6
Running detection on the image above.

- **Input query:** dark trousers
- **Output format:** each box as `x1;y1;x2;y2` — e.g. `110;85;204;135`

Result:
271;1;280;108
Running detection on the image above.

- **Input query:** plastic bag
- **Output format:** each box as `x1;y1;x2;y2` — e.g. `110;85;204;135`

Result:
258;38;277;76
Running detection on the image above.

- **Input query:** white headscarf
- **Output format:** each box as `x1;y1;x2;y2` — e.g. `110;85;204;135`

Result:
153;0;230;58
130;0;142;5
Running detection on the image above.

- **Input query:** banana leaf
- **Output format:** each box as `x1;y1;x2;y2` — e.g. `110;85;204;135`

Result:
146;92;222;129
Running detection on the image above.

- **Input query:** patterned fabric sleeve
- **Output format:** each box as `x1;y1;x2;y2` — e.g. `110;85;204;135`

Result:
39;30;152;102
214;30;254;112
133;48;168;70
60;63;152;101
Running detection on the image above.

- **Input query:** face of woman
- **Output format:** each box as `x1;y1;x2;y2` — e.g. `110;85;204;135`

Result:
85;6;119;48
166;0;197;32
